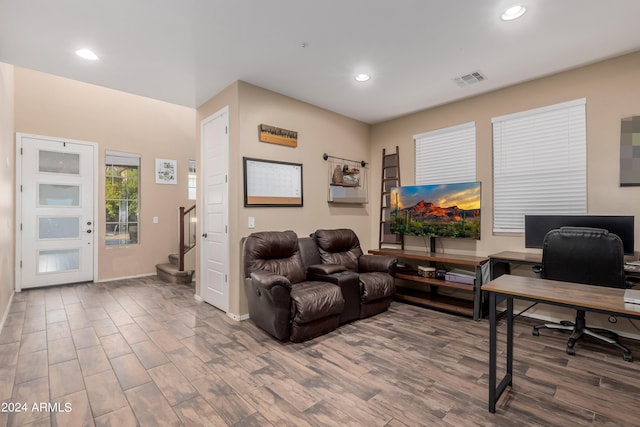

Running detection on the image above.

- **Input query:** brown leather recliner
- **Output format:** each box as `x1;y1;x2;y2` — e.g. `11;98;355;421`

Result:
243;230;345;342
299;237;361;324
312;229;397;318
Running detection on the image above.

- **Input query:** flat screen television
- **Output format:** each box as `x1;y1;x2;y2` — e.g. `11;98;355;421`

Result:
390;181;481;240
524;215;635;255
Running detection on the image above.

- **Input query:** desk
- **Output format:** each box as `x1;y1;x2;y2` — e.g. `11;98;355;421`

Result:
489;251;640;280
481;274;640;413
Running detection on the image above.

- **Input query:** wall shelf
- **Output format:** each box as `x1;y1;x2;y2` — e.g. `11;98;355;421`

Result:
324;153;368;204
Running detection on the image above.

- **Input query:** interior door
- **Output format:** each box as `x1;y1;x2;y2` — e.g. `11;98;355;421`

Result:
201;107;229;312
18;134;96;289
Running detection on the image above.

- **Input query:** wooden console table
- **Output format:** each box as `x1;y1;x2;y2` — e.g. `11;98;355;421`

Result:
369;249;489;320
482;274;640;413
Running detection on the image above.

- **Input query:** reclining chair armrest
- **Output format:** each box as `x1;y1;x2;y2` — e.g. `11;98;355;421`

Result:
307;264;347;275
359;254;398;275
250;271;292;291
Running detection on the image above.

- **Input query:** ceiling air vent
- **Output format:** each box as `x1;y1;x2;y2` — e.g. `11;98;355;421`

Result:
453;71;487;87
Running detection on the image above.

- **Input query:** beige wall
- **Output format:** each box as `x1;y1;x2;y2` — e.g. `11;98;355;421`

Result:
0;63;15;329
197;81;371;316
370;51;640;331
14;68;196;281
370;51;640;256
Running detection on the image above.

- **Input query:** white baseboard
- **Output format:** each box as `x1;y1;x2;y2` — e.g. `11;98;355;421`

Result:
193;294;203;302
227;312;249;322
95;272;156;283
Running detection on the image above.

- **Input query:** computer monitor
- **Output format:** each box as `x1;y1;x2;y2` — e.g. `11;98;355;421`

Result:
524;215;635;255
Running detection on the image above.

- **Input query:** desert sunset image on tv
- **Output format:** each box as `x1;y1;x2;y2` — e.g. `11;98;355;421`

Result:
390;182;481;239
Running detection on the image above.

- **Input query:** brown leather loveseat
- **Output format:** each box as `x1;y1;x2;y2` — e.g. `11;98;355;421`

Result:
311;229;397;319
243;230;345;342
243;229;397;342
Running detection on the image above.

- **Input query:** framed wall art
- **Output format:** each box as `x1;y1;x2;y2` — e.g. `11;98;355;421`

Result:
155;158;177;185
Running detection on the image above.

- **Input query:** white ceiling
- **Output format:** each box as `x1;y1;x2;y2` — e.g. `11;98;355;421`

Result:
2;1;640;124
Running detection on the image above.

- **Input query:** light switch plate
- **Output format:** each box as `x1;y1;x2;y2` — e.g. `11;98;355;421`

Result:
248;216;255;228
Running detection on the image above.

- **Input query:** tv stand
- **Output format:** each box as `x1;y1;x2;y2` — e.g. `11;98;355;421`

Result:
369;249;489;320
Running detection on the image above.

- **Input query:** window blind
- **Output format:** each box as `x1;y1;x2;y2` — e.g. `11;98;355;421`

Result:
105;150;141;167
492;98;586;233
414;121;476;185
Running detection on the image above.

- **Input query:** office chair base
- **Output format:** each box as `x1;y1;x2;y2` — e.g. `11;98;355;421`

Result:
533;314;633;362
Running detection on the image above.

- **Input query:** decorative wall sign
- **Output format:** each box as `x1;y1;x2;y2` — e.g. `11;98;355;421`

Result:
620;116;640;186
155;158;177;184
258;124;298;147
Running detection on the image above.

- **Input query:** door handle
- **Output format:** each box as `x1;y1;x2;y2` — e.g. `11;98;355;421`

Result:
86;229;92;234
202;233;208;238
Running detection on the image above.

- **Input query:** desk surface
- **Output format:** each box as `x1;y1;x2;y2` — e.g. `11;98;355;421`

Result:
482;274;640;317
488;251;541;264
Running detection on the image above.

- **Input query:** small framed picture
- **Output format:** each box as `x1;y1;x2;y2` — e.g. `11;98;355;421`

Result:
155;158;177;185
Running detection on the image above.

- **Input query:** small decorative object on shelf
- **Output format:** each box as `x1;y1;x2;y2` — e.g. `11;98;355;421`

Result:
323;153;368;203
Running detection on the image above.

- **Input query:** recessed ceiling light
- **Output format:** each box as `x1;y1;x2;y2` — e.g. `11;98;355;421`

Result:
501;5;527;21
75;48;99;61
354;73;371;82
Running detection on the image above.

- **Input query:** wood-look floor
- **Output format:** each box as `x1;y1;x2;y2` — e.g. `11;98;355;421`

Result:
1;276;640;427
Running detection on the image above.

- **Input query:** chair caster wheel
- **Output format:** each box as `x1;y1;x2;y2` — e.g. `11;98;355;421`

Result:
623;353;633;362
532;329;539;336
566;347;575;356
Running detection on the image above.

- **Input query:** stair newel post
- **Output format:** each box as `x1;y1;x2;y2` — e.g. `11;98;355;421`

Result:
179;206;185;271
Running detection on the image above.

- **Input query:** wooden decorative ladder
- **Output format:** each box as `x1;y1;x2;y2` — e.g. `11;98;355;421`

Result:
379;146;403;249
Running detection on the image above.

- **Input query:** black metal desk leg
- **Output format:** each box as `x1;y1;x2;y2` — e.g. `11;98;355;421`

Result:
488;292;497;413
506;296;514;386
488;293;514;413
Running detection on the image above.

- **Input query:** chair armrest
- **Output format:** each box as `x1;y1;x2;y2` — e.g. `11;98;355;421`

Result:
250;271;292;291
359;254;397;274
307;264;347;275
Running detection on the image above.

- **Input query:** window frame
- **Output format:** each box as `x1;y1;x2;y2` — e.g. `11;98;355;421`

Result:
105;150;141;246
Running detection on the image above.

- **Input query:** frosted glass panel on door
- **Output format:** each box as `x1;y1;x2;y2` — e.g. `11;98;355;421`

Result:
39;150;80;174
39;184;80;206
38;217;80;239
38;249;80;273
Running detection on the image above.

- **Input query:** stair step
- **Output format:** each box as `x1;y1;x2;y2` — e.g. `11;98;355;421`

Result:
155;262;193;285
168;253;180;266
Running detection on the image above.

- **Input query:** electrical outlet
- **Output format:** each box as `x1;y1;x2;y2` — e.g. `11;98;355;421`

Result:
153;216;159;224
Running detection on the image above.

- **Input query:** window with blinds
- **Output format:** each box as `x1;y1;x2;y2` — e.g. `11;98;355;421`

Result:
492;98;586;233
414;121;476;185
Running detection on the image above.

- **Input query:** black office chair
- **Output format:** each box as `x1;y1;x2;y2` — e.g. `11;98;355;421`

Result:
532;226;633;362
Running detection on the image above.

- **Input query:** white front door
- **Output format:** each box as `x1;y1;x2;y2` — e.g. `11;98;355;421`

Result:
17;134;97;289
200;107;229;312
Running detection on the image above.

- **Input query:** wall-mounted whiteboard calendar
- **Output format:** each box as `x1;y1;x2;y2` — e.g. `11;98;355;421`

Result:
243;157;303;206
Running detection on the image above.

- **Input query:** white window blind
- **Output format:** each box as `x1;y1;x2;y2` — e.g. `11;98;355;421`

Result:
414;121;476;184
492;98;586;233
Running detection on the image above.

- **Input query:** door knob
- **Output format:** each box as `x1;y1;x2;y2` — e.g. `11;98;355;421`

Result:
202;233;208;238
86;229;92;233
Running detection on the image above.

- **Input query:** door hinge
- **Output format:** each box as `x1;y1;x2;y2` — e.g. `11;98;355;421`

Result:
225;126;228;134
225;225;227;233
225;175;227;183
20;223;22;231
225;274;227;282
20;260;22;268
20;147;23;155
20;185;23;192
